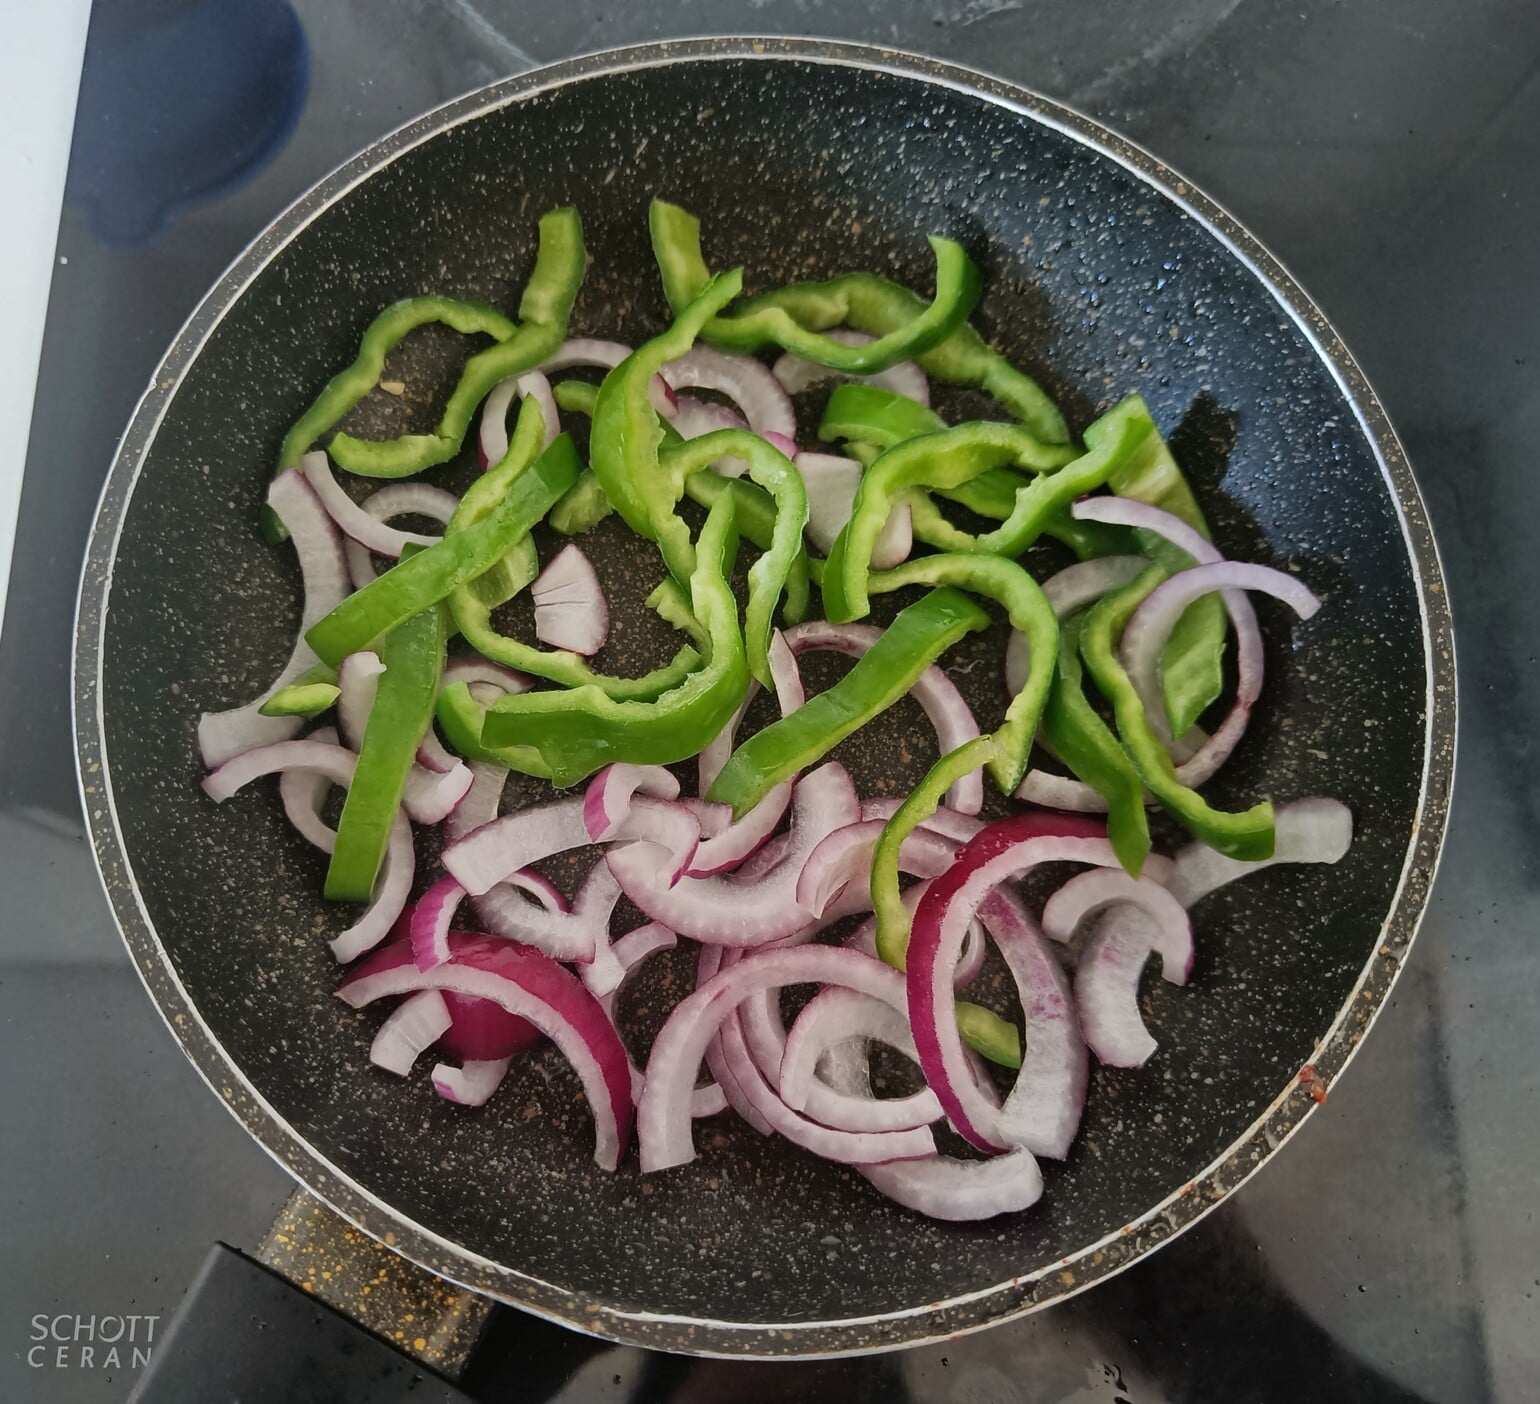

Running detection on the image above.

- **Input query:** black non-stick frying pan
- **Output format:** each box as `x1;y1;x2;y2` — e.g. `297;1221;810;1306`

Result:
74;37;1454;1361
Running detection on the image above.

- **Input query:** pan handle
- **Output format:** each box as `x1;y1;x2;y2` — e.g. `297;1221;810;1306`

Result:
128;1187;494;1403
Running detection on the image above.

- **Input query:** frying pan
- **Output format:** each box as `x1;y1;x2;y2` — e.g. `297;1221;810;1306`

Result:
74;37;1454;1359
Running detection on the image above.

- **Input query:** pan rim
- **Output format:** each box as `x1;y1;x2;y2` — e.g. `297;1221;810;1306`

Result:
72;34;1456;1357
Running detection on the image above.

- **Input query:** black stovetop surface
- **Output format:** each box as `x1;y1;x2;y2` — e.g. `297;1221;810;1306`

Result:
4;2;1536;1400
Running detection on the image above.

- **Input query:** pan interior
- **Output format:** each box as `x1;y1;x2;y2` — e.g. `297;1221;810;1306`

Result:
93;53;1429;1334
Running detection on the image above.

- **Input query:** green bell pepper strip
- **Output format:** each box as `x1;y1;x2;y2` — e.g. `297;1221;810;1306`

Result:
553;378;599;417
818;383;1079;536
325;208;586;479
257;681;342;719
449;391;548;532
679;469;812;625
590;268;745;538
817;383;947;446
1091;398;1227;736
865;734;1020;1067
1041;614;1150;875
325;606;445;901
451;585;703;702
262;295;519;541
276;296;518;473
650;200;982;374
652;202;1067;444
435;681;554;776
904;489;1133;561
305;434;581;667
646;578;709;648
479;493;749;786
1080;565;1275;860
706;587;990;818
550;471;613;535
821;415;1105;623
467;535;539;610
862;554;1057;795
655;429;807;687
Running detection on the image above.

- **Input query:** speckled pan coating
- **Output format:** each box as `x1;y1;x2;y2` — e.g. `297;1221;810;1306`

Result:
73;39;1454;1357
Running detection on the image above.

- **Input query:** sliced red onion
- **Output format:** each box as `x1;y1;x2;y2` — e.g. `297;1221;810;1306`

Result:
857;797;984;846
431;1057;513;1106
369;989;451;1075
531;544;609;655
639;943;939;1171
1040;866;1193;956
795;817;960;920
778;988;944;1134
342;483;460;589
444;797;594;896
416;727;460;775
813;1028;1045;1219
278;726;341;852
339;934;633;1169
300;452;444;557
1074;903;1191;1068
772;328;931;406
689;633;807;877
670;393;751;476
583;764;680;842
437;990;542;1062
661;345;797;443
400;761;473;825
441;656;534;696
541;338;675;417
591;924;729;1117
1165;796;1353;907
860;1147;1044;1219
479;370;559;468
202;737;414;963
796;453;912;568
975;888;1088;1160
198;470;350;767
1124;559;1319;785
712;1009;936;1165
334;650;385;750
909;821;1121;1154
784;621;982;815
445;762;503;844
845;883;988;990
471;856;613;964
607;764;859;946
409;875;466;972
699;946;773;1135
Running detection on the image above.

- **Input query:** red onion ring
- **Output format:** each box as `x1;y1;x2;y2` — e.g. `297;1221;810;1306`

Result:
339;934;633;1169
478;369;559;468
661;344;797;443
369;989;451;1075
797;452;912;568
197;470;350;767
431;1058;514;1106
531;544;609;655
1166;796;1353;907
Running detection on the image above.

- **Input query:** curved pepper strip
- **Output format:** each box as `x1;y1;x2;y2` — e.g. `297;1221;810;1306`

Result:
546;379;616;534
904;489;1133;562
1041;614;1150;875
865;734;1021;1069
862;554;1058;795
479;494;749;786
679;470;811;625
590;268;744;538
656;428;807;687
650;200;982;374
263;295;518;541
257;681;341;719
1093;397;1228;736
705;587;990;818
435;682;554;777
305;432;581;667
325;208;586;479
326;606;445;901
1080;565;1275;860
821;417;1090;623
